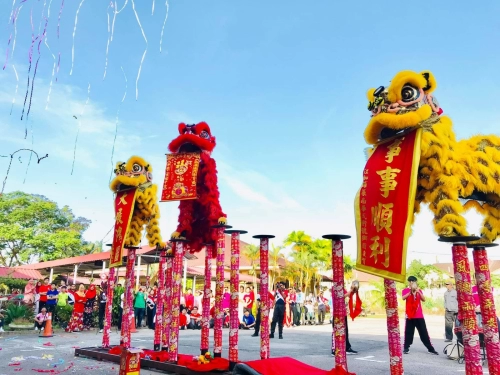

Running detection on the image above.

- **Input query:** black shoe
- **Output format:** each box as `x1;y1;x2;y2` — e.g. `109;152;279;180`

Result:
331;351;335;357
269;334;274;338
251;333;258;337
403;348;409;354
346;348;358;355
279;335;283;339
428;349;439;355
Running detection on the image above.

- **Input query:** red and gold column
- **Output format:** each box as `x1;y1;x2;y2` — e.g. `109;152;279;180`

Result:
447;239;483;374
472;244;500;375
102;267;116;348
120;247;138;349
201;244;213;355
212;224;231;357
384;278;404;375
323;234;350;371
168;240;186;362
162;256;173;350
154;249;167;351
226;229;247;369
253;234;275;360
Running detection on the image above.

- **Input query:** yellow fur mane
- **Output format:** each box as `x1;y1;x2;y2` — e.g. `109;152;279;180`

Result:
365;70;500;243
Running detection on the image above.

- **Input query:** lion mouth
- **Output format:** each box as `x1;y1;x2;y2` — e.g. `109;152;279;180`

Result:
379;127;415;141
179;143;201;153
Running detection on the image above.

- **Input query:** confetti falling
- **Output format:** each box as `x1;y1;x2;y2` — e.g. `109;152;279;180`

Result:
70;83;91;175
69;0;86;76
159;0;169;53
130;0;147;100
102;1;114;80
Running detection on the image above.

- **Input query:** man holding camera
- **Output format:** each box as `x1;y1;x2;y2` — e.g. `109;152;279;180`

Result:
402;276;438;355
270;282;287;339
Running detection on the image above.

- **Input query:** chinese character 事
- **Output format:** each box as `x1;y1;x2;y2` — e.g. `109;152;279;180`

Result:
377;167;401;198
385;138;404;163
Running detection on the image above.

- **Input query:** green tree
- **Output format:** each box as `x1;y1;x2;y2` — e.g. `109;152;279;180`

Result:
0;191;91;266
284;230;312;254
406;259;442;285
269;244;284;288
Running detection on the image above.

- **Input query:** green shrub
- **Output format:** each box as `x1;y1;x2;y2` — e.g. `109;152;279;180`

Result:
0;277;28;292
112;285;124;326
3;303;32;325
54;304;73;328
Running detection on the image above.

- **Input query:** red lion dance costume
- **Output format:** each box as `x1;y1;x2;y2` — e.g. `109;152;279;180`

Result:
168;121;227;251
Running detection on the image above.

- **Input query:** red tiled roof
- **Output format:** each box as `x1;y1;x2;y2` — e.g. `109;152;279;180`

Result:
0;267;43;280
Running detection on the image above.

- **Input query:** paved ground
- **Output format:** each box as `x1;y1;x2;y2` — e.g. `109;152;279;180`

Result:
0;315;490;374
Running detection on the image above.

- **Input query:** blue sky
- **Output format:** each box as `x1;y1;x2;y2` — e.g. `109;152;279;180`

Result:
1;1;499;265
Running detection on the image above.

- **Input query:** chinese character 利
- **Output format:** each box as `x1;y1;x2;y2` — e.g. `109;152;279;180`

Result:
369;236;390;268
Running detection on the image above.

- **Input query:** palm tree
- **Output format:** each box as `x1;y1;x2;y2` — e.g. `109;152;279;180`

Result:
291;250;318;295
269;244;284;287
243;244;260;290
283;231;312;254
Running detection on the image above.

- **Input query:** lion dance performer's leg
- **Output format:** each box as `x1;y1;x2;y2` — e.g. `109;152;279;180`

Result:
452;243;483;375
425;187;468;238
384;279;404;375
173;200;195;239
473;246;500;375
201;245;212;355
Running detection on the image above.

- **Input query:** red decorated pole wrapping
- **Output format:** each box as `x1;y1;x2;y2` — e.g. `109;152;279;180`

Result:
259;238;270;360
473;247;500;375
384;279;404;375
213;228;225;357
154;250;167;351
102;267;116;348
168;242;184;362
332;240;347;370
162;257;173;349
120;248;136;349
201;245;212;354
452;243;483;375
228;231;245;367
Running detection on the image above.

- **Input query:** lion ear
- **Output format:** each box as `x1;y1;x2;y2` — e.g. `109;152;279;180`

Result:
420;71;437;94
178;123;187;135
366;88;376;102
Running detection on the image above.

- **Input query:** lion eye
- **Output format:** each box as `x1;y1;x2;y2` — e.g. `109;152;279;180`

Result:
401;85;420;103
200;130;210;139
132;163;143;173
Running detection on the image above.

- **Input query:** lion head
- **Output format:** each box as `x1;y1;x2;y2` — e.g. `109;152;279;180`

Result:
364;70;442;145
110;156;153;192
167;122;216;154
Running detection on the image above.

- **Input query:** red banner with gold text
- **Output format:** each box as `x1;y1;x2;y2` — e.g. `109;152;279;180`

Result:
109;189;137;268
161;153;200;202
355;129;422;283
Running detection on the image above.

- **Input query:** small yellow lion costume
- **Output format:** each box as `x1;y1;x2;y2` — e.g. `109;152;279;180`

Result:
110;156;164;248
364;70;500;244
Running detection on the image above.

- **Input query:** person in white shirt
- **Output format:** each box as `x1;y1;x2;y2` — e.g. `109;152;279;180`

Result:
444;282;458;342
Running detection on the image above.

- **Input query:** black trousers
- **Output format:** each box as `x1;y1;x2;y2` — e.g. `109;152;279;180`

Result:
38;301;47;313
99;302;106;330
404;318;435;351
254;308;261;334
270;303;285;336
445;310;457;340
332;316;352;351
118;307;123;330
147;305;156;329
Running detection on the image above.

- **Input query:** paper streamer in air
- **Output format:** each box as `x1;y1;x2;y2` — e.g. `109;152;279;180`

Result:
102;1;114;80
57;0;65;38
109;66;127;182
111;0;128;42
70;83;91;175
160;0;169;53
131;0;147;100
152;0;155;15
70;0;86;76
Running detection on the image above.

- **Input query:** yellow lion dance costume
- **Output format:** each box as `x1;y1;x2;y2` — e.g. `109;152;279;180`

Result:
364;70;500;244
110;156;165;248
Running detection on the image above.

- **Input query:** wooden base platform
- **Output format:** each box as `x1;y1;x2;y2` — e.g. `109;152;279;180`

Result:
74;346;231;375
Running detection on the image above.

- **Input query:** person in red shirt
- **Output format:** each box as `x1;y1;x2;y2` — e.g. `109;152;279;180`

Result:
38;278;50;313
189;306;202;329
184;289;194;312
244;287;254;311
179;308;189;330
66;284;87;332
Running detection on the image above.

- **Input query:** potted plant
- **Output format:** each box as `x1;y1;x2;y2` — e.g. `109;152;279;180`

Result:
4;303;33;330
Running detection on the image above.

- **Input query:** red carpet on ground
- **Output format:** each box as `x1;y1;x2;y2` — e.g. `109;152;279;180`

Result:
243;357;356;375
177;354;230;372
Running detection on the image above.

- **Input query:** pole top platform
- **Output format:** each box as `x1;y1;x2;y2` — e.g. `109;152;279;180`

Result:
170;237;189;243
123;246;141;250
225;229;248;235
467;242;499;249
322;234;351;241
252;234;275;239
212;223;233;229
438;235;480;244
